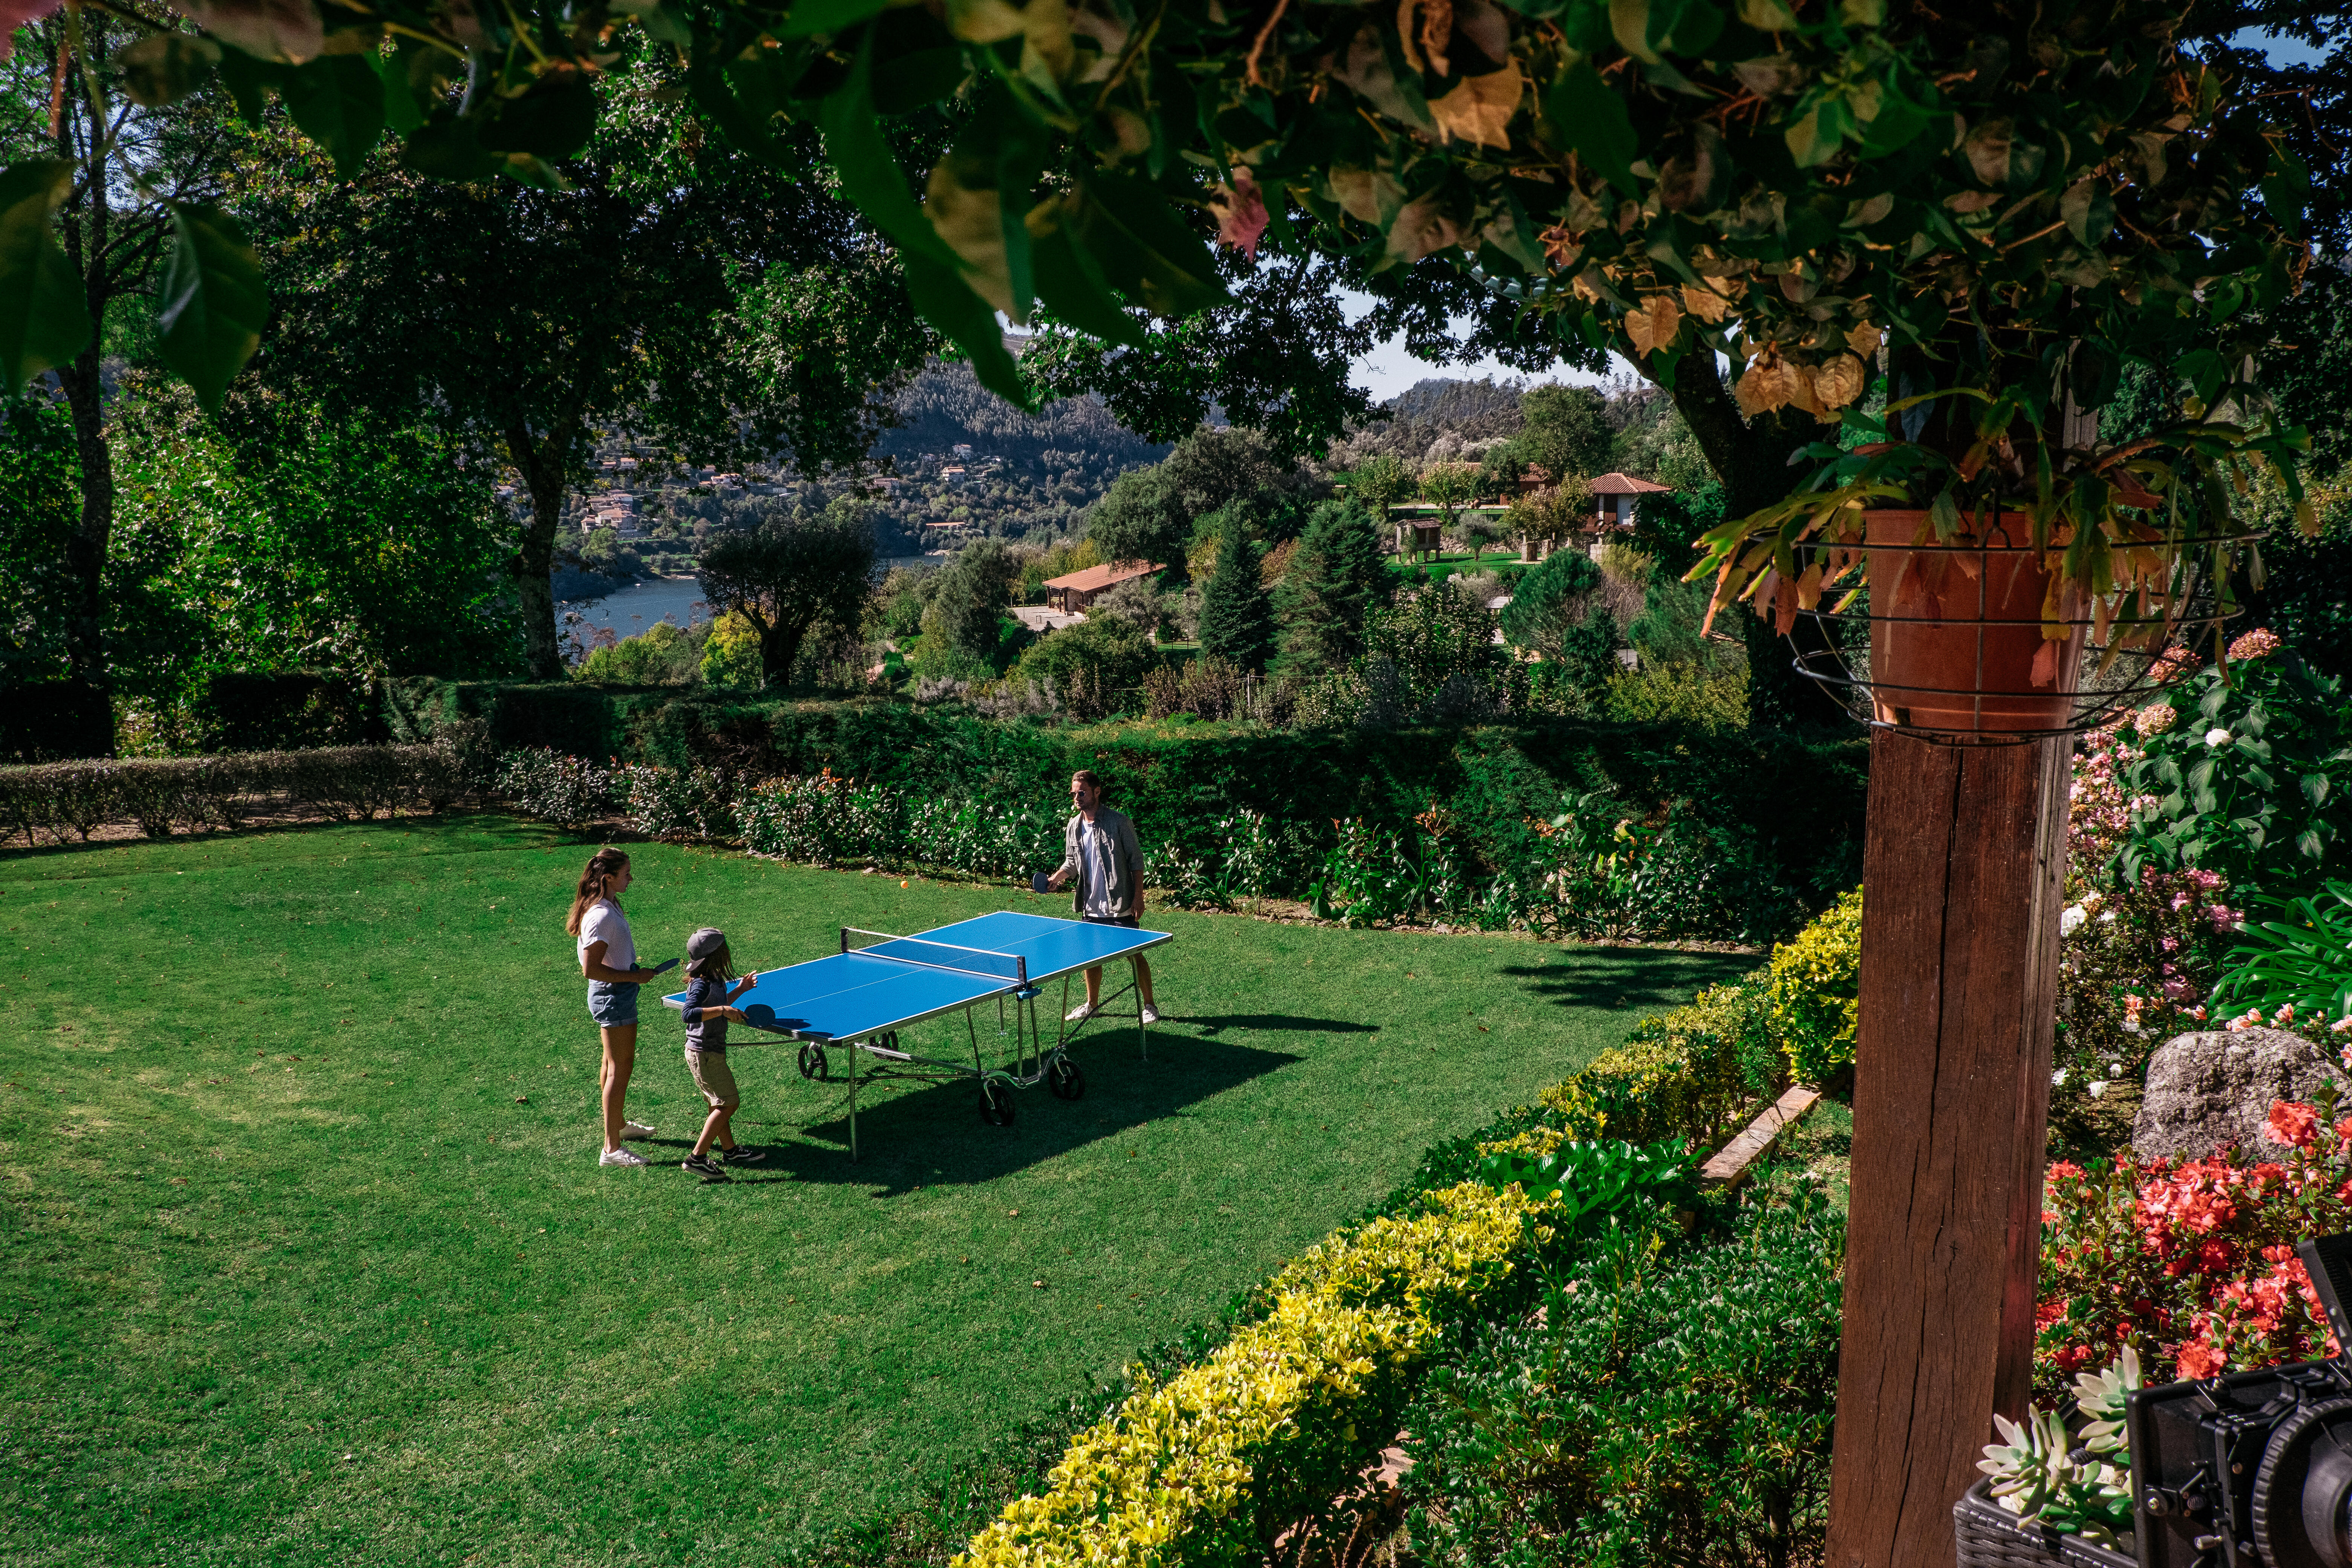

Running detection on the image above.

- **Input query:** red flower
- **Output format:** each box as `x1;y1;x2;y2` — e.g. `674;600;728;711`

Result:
2263;1099;2320;1150
2176;1339;2228;1379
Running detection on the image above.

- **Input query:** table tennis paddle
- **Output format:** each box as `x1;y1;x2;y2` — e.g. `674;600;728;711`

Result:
1030;871;1052;895
643;957;679;976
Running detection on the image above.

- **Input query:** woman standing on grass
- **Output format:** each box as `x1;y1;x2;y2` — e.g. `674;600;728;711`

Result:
569;847;664;1167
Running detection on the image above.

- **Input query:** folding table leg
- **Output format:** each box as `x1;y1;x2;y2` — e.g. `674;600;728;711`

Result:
848;1041;859;1162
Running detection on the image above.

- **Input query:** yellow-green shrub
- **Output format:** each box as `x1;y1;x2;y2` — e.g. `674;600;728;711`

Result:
1768;887;1863;1084
1531;968;1770;1149
954;1182;1547;1568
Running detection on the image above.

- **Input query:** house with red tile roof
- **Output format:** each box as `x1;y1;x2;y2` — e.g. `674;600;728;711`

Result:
1043;560;1162;612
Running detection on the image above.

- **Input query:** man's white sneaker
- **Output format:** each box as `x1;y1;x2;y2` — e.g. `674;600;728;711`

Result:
1065;1003;1095;1022
620;1121;655;1140
1140;1005;1161;1025
599;1146;648;1167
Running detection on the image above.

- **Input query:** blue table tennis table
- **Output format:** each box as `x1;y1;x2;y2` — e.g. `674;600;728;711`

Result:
662;910;1171;1159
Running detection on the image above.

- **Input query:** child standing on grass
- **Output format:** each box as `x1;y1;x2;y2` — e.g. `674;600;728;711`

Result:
677;928;766;1177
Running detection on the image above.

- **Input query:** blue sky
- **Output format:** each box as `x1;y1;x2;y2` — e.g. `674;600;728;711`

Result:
1342;27;2330;402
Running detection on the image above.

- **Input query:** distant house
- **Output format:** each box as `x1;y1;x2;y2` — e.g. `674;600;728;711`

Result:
1590;472;1671;528
951;443;974;457
939;465;967;482
1044;560;1162;612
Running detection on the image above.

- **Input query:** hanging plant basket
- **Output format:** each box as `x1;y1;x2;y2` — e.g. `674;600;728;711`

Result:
1779;508;2242;746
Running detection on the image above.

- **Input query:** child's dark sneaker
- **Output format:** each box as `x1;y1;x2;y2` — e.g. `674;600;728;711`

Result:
719;1146;767;1166
681;1153;726;1177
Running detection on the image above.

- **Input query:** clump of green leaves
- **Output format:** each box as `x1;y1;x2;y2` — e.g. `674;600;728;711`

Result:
2115;649;2352;900
2214;882;2352;1029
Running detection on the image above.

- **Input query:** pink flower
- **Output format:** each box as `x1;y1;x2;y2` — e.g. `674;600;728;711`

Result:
2133;702;2180;736
2227;628;2282;661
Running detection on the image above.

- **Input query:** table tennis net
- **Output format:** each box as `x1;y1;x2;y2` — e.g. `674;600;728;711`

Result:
841;927;1028;984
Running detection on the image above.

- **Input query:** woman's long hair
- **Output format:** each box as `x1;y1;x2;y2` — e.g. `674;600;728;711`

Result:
688;942;734;982
565;847;632;936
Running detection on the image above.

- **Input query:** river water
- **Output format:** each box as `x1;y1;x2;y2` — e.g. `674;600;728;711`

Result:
556;557;941;643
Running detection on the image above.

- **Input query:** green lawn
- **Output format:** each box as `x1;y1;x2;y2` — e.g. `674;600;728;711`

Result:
0;817;1748;1566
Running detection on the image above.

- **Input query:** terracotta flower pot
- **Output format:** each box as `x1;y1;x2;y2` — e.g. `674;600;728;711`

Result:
1865;509;2087;735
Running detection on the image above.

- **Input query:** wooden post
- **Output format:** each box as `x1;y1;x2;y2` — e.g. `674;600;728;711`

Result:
1825;729;2071;1568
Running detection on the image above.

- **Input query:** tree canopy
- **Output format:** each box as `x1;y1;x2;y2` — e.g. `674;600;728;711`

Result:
697;501;876;689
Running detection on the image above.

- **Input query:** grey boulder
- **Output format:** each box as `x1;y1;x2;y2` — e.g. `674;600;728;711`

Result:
2131;1027;2348;1163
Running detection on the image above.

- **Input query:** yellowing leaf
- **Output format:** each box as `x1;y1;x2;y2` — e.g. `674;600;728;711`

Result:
1396;0;1453;76
925;159;1016;317
948;0;1072;76
1327;167;1405;227
1734;355;1799;415
1845;321;1884;359
1385;196;1464;263
1679;282;1731;323
1810;353;1867;409
1623;292;1681;357
1429;63;1522;149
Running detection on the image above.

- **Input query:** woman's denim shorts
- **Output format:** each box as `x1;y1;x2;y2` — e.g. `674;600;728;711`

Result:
588;980;640;1027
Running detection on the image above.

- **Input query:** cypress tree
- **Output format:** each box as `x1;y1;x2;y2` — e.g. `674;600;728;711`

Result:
1275;499;1393;669
1194;505;1277;673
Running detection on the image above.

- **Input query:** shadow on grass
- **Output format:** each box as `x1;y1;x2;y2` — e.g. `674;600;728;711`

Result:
707;1029;1302;1194
1186;1014;1380;1036
1499;946;1758;1013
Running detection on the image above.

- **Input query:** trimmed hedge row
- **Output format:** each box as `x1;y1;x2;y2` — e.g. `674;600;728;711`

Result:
388;680;1869;935
0;746;471;845
946;933;1851;1568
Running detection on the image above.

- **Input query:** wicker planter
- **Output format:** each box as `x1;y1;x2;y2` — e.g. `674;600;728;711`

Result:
1952;1479;2135;1568
1865;510;2088;735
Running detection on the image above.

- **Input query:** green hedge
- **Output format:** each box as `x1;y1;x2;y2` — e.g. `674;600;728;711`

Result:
390;680;1868;931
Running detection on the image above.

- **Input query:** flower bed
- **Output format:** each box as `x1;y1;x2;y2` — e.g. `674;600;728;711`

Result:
2035;1096;2352;1397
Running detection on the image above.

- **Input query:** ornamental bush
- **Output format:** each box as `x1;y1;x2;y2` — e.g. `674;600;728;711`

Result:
2113;640;2352;902
0;746;469;845
1398;1182;1844;1568
1768;888;1864;1085
954;1183;1557;1568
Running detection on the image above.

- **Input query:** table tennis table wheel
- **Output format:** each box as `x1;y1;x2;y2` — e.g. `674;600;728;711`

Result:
798;1043;827;1080
980;1081;1015;1127
1046;1057;1085;1101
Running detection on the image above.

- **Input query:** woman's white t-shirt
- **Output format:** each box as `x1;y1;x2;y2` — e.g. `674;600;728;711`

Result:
577;899;636;974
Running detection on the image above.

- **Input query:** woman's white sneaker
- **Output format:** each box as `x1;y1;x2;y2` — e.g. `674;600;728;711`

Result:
600;1147;649;1167
1140;1005;1161;1025
1065;1003;1095;1021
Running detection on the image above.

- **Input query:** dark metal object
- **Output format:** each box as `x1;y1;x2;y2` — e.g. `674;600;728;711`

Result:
2127;1231;2352;1568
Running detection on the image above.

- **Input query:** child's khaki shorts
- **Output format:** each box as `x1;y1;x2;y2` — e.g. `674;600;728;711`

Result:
686;1048;739;1109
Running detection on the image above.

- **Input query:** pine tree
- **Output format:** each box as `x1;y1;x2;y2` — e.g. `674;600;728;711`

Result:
1194;506;1277;673
1275;499;1393;669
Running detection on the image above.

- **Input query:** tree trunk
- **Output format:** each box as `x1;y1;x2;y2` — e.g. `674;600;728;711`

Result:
1824;731;2070;1568
55;347;113;692
53;49;117;751
506;422;573;680
758;620;804;691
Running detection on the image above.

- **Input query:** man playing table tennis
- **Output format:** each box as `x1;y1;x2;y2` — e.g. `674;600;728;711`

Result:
1044;769;1161;1025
